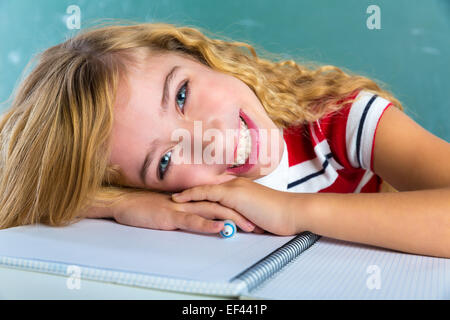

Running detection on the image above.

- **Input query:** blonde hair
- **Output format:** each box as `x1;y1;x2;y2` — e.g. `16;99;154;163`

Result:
0;21;403;229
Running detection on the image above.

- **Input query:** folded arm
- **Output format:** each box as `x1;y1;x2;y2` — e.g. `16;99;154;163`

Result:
172;106;450;257
298;106;450;258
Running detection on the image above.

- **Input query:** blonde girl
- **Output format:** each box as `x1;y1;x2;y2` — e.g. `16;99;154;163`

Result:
1;22;449;258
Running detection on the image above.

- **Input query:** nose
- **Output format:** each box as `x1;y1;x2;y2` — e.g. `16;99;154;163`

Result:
193;117;224;165
171;117;232;166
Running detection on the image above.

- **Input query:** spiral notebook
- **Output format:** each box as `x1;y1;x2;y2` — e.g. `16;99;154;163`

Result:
0;218;320;298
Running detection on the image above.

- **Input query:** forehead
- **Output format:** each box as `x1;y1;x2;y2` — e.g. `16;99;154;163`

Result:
125;50;206;79
114;50;206;110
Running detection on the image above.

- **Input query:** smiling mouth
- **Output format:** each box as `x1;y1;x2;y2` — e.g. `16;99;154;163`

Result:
229;116;252;168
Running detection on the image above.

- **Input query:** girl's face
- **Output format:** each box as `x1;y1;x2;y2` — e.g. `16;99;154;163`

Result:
110;51;283;192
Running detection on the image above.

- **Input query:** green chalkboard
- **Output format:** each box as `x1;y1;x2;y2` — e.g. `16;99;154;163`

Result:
1;0;449;140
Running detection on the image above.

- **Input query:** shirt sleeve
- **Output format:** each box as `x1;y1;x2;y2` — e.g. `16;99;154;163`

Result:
316;90;394;172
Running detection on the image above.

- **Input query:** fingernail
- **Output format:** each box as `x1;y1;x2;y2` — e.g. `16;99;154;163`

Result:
172;193;184;201
247;222;255;230
171;193;184;202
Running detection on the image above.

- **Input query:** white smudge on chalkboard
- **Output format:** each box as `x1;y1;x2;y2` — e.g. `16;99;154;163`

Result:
421;47;440;55
410;28;424;36
8;51;21;65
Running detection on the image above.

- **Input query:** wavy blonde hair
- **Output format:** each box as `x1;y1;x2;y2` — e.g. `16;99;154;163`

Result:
0;21;403;229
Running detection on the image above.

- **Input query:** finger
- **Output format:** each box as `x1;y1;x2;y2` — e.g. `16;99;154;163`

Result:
172;184;225;203
253;226;265;234
172;211;224;234
180;201;255;232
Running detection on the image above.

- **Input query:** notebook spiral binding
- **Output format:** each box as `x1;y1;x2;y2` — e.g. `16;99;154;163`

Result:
231;231;320;293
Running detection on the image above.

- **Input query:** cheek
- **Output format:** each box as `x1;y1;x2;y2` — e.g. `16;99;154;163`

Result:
171;166;212;189
168;164;230;190
197;76;239;113
109;133;140;175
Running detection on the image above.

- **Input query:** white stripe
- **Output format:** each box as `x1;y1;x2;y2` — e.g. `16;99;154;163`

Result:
312;137;344;171
287;140;342;193
253;139;289;192
346;90;392;170
309;122;319;145
353;170;374;193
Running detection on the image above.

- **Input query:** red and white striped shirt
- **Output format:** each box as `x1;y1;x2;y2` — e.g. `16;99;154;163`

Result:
254;90;393;193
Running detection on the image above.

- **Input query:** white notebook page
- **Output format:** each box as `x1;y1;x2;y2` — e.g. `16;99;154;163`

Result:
249;237;449;299
0;218;294;283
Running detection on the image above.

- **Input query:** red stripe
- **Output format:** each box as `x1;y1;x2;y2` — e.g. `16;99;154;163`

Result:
360;174;382;193
318;170;382;193
318;104;353;169
309;121;325;146
283;90;385;194
283;125;317;167
318;168;366;193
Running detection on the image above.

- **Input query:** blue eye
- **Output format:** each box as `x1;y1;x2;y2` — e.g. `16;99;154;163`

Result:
158;81;188;180
158;151;172;180
176;81;188;111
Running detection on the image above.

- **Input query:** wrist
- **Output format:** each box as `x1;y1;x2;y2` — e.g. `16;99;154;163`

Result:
81;203;114;219
286;192;320;234
109;192;139;221
84;193;134;220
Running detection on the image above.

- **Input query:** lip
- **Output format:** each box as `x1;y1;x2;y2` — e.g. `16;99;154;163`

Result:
226;109;259;175
232;116;241;161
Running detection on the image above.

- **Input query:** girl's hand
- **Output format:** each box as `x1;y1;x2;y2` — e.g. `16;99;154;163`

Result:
108;191;257;234
172;177;307;236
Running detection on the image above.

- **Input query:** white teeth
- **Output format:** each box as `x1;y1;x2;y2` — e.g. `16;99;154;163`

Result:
231;117;251;167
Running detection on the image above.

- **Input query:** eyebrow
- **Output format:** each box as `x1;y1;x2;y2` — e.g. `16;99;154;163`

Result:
139;66;180;185
140;139;160;185
161;65;180;110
